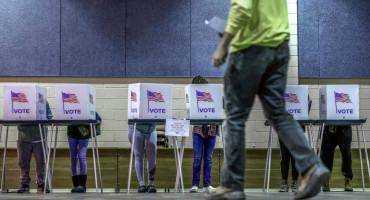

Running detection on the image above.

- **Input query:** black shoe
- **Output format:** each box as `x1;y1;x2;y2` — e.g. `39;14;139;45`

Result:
71;175;79;193
75;175;87;193
294;163;330;200
147;185;157;193
17;184;30;193
37;184;50;194
138;185;147;193
279;180;288;192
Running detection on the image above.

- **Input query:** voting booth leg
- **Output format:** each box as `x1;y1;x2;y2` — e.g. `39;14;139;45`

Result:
263;127;273;192
38;124;51;194
127;123;136;193
175;137;186;192
93;125;103;193
44;124;54;193
318;123;325;156
51;127;58;185
174;137;185;193
356;125;366;191
309;124;317;154
1;126;8;193
173;137;179;192
90;123;98;193
360;124;370;185
267;128;274;192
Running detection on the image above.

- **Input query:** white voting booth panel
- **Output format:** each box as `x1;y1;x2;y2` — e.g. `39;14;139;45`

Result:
3;85;47;120
320;85;359;120
284;85;308;120
185;84;223;119
55;85;96;120
128;83;172;119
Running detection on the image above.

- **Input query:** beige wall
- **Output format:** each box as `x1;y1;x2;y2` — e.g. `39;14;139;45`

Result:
0;0;369;149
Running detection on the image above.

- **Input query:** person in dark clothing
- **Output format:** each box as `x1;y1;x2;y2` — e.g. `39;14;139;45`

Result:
279;97;312;192
17;101;53;194
321;125;353;192
67;112;101;193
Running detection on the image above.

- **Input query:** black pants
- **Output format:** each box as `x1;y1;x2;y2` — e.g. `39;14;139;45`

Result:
320;126;353;179
278;125;305;181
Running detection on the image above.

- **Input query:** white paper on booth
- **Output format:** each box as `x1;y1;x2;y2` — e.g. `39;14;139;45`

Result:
165;119;190;137
205;17;227;33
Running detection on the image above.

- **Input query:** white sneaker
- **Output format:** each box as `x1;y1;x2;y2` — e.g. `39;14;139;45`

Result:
189;186;199;193
203;186;215;193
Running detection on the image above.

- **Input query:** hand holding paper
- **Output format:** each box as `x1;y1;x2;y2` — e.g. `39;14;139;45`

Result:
205;17;226;33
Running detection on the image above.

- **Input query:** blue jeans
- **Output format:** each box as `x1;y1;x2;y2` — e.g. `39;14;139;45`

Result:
222;42;319;191
68;137;89;176
192;133;216;187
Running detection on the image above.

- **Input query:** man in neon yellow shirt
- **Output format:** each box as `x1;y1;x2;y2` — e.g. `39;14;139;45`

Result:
208;1;329;199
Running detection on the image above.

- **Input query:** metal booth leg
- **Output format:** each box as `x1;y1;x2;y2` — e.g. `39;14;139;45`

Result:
173;137;179;192
93;125;103;193
318;123;325;156
263;127;273;192
356;125;365;191
309;123;317;154
360;124;370;185
38;124;51;194
51;127;58;185
267;127;274;192
175;137;186;192
1;126;8;193
127;123;136;193
44;124;54;193
174;137;184;193
90;123;98;193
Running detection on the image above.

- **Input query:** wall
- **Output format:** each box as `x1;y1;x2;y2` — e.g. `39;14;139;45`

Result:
0;0;369;149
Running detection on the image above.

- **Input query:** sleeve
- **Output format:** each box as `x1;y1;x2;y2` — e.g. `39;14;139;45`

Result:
46;101;53;120
225;0;252;35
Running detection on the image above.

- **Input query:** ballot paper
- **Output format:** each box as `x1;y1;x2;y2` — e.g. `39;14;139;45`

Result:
205;17;227;33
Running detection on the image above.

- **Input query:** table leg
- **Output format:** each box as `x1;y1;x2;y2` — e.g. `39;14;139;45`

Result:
93;125;103;193
267;127;274;192
127;123;136;194
309;124;317;154
263;127;272;192
173;137;179;193
90;123;98;193
318;123;325;156
44;124;54;193
174;137;184;193
360;124;370;184
38;124;49;194
356;125;365;191
51;127;58;186
1;126;8;193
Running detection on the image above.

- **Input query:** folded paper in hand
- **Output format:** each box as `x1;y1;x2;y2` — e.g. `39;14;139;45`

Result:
205;17;226;33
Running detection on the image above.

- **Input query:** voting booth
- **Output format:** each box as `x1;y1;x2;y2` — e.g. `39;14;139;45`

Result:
284;85;309;120
320;85;359;120
55;84;96;120
128;83;172;119
185;84;223;119
3;85;47;120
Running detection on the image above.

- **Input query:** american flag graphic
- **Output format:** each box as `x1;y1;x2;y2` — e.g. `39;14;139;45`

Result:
131;91;137;102
38;93;44;104
147;90;164;102
11;92;28;103
196;90;214;102
62;92;79;103
284;93;300;103
335;92;352;103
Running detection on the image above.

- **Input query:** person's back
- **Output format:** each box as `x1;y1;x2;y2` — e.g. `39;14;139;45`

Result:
228;0;290;53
